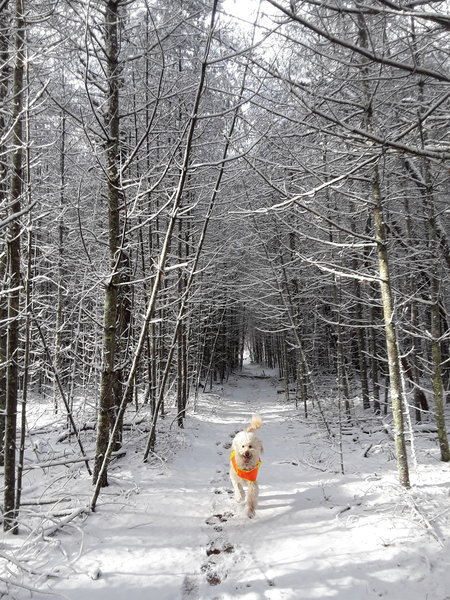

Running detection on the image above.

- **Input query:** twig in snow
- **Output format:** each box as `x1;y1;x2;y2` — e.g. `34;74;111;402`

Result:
144;450;167;468
336;505;351;517
0;573;71;599
363;444;373;458
0;549;50;577
299;457;329;472
406;494;445;547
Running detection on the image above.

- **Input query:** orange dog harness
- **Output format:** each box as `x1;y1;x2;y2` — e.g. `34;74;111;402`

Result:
230;450;261;482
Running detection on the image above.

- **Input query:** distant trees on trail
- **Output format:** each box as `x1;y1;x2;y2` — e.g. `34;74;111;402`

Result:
1;0;449;531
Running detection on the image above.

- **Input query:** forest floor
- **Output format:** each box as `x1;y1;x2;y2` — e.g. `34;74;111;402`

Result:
2;361;450;599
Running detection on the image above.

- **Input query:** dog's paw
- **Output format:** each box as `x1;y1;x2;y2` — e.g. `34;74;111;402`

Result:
235;493;245;503
247;508;256;518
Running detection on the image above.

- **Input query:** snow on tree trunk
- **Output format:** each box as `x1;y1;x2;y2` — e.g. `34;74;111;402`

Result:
372;166;410;489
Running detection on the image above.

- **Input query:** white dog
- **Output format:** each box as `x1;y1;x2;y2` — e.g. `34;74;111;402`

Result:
230;415;263;518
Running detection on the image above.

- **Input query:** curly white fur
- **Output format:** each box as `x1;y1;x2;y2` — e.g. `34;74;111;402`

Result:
230;415;263;518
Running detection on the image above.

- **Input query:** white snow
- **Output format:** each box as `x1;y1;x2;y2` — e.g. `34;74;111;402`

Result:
2;360;450;599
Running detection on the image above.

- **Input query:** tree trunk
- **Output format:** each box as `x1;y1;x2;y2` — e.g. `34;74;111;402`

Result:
354;277;370;410
372;166;410;488
370;304;381;416
4;0;25;533
53;107;66;415
431;268;450;461
93;0;122;487
14;222;32;532
410;22;450;459
0;0;10;467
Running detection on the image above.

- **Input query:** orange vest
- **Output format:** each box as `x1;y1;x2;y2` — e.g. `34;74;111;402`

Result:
230;450;261;482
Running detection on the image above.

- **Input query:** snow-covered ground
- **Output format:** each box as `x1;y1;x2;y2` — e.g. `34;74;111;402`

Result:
2;361;450;599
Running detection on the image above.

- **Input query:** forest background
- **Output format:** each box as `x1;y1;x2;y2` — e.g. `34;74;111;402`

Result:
0;0;450;575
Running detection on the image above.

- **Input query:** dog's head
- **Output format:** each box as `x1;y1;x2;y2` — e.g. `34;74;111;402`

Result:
232;430;263;469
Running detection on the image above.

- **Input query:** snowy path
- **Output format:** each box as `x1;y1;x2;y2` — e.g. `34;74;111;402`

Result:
24;362;450;600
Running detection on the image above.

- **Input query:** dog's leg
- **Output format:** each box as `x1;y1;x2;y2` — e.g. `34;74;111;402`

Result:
230;470;245;502
246;481;259;518
236;481;245;503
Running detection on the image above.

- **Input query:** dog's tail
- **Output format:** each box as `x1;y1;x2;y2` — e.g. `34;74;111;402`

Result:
246;414;262;432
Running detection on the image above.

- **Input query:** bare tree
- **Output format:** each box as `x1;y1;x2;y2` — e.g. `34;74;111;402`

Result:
92;0;125;488
4;0;26;533
0;0;10;467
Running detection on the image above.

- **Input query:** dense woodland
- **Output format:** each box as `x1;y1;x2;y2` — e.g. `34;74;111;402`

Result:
0;0;449;535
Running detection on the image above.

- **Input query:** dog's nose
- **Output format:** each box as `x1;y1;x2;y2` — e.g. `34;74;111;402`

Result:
244;451;251;459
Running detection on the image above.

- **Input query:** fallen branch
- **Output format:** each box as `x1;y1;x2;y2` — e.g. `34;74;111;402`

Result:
20;497;73;506
23;455;96;471
44;506;89;537
23;449;126;471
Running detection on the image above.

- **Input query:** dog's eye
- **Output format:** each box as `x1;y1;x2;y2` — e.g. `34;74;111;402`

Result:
249;445;252;449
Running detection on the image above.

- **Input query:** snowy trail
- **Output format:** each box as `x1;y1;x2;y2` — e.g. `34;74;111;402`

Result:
25;361;450;600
